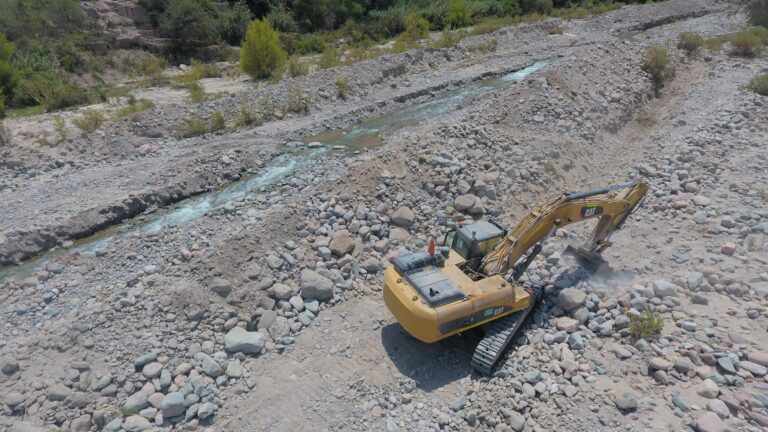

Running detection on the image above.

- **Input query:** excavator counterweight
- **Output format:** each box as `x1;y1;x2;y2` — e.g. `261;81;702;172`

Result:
383;180;648;374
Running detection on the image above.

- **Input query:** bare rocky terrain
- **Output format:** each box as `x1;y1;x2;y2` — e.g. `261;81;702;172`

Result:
2;1;768;431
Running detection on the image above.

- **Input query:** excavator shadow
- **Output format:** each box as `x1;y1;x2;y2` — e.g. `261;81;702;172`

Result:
380;323;482;392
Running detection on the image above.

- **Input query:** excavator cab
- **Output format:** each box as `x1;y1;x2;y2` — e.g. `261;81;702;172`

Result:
444;220;507;260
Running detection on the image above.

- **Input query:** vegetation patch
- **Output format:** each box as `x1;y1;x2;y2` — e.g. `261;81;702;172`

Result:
747;73;768;96
236;104;263;127
728;27;767;58
179;110;226;137
677;32;703;55
336;76;350;100
747;0;768;27
643;45;674;95
629;310;664;341
115;98;155;120
241;18;287;79
73;109;106;134
53;115;67;144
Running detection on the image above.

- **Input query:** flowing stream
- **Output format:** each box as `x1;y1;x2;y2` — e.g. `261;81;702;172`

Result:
0;59;551;282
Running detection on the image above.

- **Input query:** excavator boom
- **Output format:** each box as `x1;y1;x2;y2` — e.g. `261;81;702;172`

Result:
481;180;648;277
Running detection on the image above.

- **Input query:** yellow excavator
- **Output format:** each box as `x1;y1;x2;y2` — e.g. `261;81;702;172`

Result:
383;180;648;374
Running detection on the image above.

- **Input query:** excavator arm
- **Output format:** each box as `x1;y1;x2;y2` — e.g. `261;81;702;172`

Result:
480;180;649;276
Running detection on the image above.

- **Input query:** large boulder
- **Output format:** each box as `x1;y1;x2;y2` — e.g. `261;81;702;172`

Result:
329;230;355;256
300;269;335;301
653;279;678;298
556;288;586;311
161;392;186;418
224;326;265;354
453;194;479;212
122;391;148;414
209;278;233;297
391;207;415;227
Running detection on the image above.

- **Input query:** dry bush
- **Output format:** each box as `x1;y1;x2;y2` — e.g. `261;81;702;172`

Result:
747;73;768;96
677;32;703;54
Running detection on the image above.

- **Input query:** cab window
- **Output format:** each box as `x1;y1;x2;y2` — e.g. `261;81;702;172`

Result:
453;234;471;258
444;230;456;249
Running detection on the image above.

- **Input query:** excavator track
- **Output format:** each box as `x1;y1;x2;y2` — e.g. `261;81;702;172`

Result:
471;283;545;375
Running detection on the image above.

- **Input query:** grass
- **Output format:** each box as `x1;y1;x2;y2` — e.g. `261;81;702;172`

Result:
115;98;154;119
0;121;10;148
468;39;498;53
747;73;768;95
728;27;767;58
317;46;341;69
188;82;207;103
72;109;106;134
643;45;674;95
629;310;664;341
179;111;226;137
286;56;308;77
677;32;703;55
704;36;726;52
286;85;309;113
235;104;263;127
53;115;67;144
335;76;349;100
432;29;468;49
6;105;46;118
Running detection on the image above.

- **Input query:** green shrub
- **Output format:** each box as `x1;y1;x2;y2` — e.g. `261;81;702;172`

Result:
53;115;67;143
268;7;297;33
521;0;553;14
432;29;468;49
728;29;764;57
15;72;88;111
293;34;326;54
643;45;673;95
160;0;220;52
180;115;209;137
73;110;106;134
704;36;725;52
0;0;83;41
188;81;206;103
236;103;263;127
747;73;768;96
399;13;430;43
219;0;253;45
677;32;703;54
179;111;226;137
210;110;225;131
317;46;340;69
241;18;287;79
336;76;349;99
747;0;768;27
629;310;664;341
115;98;154;119
468;38;498;53
446;0;472;28
286;85;309;113
286;56;308;77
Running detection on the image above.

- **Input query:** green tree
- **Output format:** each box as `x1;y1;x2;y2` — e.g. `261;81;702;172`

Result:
400;13;430;42
160;0;220;52
240;18;287;79
747;0;768;27
0;0;84;40
0;33;17;117
219;1;255;45
446;0;472;28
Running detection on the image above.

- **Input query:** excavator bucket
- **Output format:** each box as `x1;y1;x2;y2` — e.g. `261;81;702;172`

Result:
563;244;611;274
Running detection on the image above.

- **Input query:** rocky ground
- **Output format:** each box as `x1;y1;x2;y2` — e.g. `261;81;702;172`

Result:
2;0;768;431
